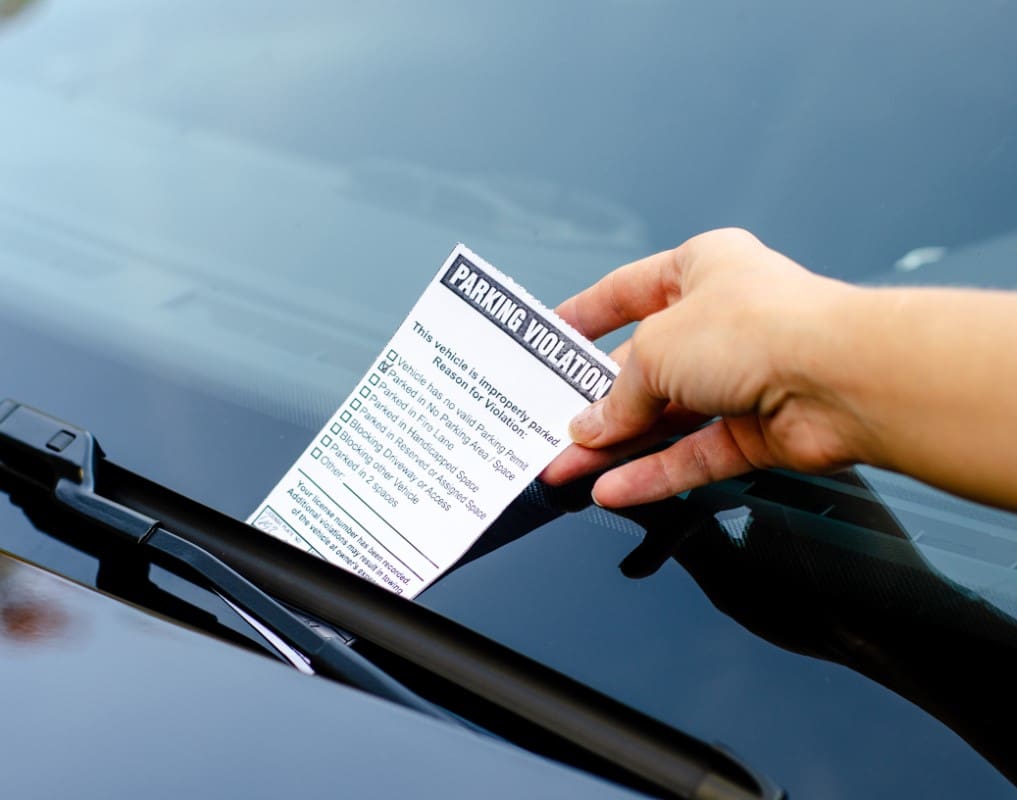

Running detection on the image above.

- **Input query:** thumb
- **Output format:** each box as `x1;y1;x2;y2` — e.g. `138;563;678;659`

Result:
568;346;667;448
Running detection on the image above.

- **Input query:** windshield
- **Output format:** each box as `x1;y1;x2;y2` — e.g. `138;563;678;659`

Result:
1;1;1015;419
1;2;1017;797
1;0;1015;594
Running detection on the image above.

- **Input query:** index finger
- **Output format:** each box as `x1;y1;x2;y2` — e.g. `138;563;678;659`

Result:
556;248;684;341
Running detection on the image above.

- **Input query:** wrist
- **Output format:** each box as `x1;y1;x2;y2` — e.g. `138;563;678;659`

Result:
780;279;891;467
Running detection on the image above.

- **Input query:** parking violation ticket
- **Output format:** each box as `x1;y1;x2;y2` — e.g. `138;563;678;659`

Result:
248;244;618;598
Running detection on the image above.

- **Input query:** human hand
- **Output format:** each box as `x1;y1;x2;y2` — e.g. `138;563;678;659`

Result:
541;228;868;507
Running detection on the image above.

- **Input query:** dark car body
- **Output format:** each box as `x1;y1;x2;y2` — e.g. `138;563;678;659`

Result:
1;1;1017;798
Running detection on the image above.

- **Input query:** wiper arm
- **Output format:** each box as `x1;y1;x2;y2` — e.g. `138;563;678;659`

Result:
0;399;784;800
0;400;452;722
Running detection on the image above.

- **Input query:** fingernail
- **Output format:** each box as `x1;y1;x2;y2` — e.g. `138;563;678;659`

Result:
569;401;604;444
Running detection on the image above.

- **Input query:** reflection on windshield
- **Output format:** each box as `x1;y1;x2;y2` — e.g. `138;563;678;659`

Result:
0;78;645;429
455;467;1017;788
0;0;38;23
876;230;1017;291
345;159;647;251
0;557;70;645
669;479;1017;788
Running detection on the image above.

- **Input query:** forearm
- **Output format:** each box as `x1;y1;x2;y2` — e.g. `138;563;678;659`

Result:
806;286;1017;509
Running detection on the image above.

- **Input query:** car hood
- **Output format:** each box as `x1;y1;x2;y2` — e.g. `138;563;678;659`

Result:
0;550;642;799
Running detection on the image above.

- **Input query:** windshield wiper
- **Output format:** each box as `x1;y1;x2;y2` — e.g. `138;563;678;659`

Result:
0;399;784;800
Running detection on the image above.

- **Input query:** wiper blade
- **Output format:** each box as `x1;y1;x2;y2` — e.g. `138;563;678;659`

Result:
0;400;452;722
0;399;784;800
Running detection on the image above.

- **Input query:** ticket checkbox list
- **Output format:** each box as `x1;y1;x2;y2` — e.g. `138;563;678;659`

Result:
250;245;617;598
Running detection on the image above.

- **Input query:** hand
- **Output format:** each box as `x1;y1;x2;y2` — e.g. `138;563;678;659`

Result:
541;228;868;507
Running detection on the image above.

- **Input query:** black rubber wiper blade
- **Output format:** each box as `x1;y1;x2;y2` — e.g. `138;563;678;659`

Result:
0;399;784;800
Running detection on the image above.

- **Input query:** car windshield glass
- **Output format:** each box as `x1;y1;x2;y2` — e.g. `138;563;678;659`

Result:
2;0;1017;635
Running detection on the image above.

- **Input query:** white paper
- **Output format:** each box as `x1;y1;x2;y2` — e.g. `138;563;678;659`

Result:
248;244;618;598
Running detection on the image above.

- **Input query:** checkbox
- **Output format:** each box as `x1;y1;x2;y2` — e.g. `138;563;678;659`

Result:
330;422;341;434
386;349;397;361
351;398;361;410
320;435;332;447
311;447;322;460
368;373;380;386
359;386;370;398
340;410;351;422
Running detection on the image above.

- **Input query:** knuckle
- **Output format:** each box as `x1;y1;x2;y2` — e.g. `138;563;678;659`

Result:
714;226;759;244
702;227;762;251
684;227;763;262
605;271;627;321
655;450;683;495
688;437;716;485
